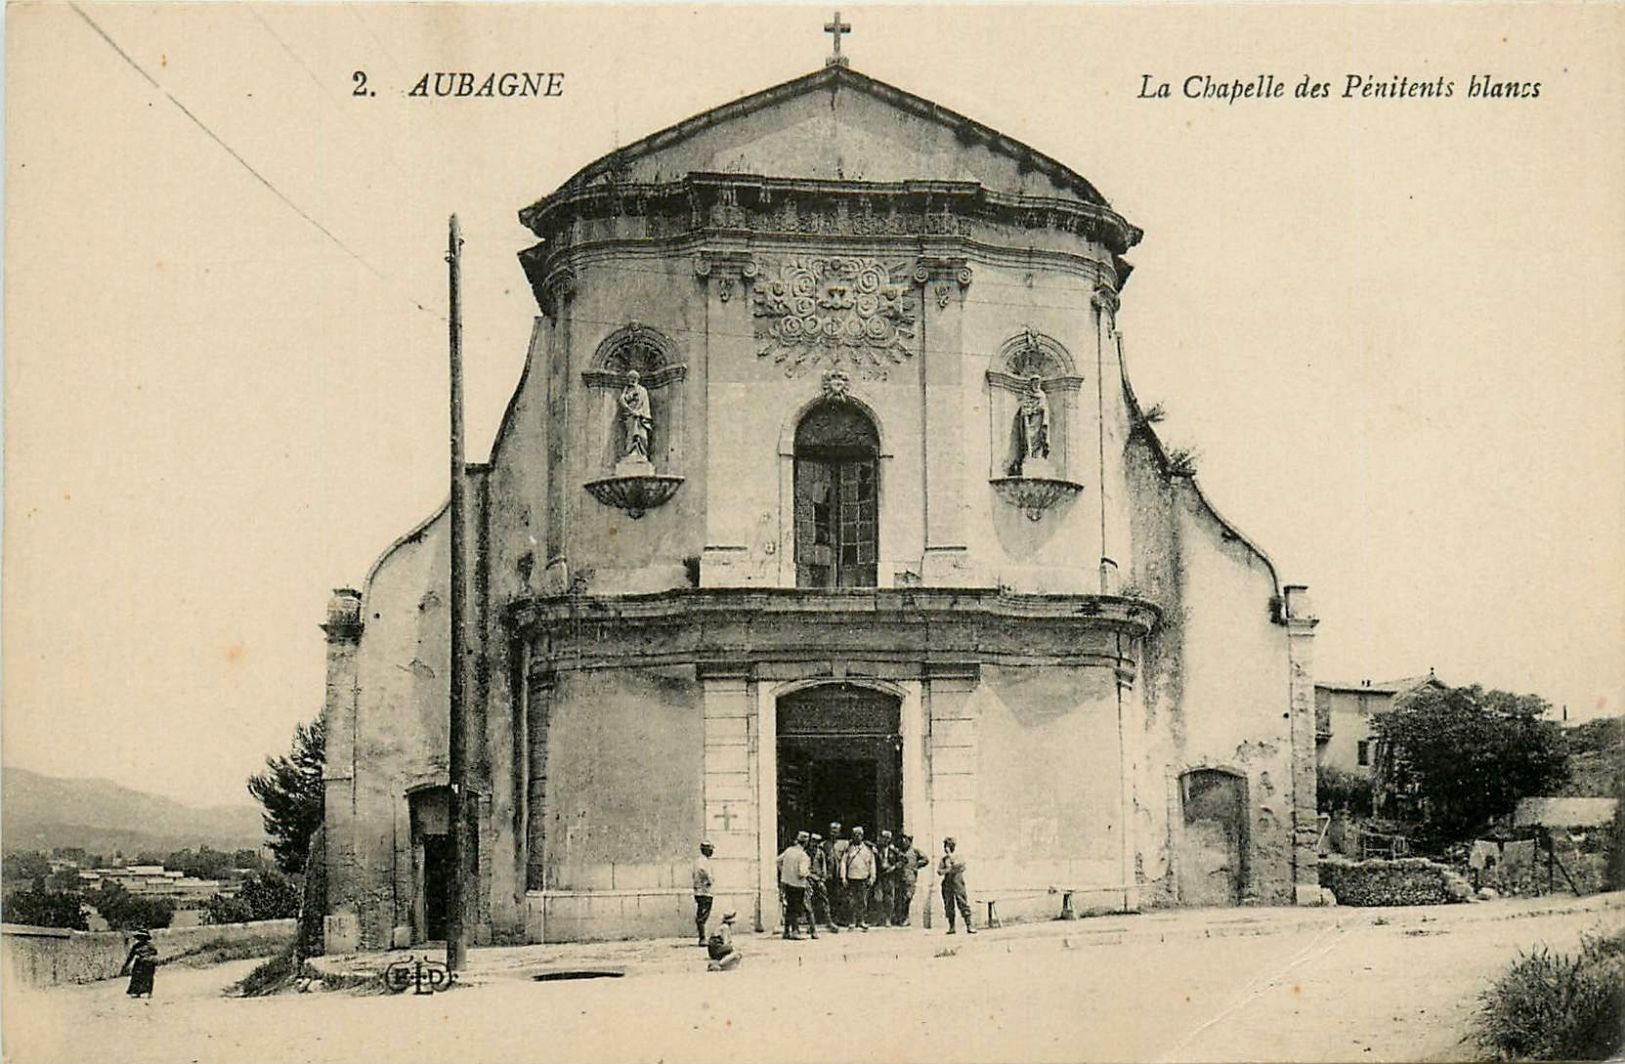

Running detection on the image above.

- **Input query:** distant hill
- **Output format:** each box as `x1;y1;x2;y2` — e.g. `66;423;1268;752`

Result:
1;766;265;858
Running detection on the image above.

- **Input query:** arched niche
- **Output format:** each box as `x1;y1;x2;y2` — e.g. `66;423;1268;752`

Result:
580;323;688;474
985;330;1085;479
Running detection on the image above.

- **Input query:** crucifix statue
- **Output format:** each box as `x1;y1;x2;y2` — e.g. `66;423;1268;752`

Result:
824;11;851;68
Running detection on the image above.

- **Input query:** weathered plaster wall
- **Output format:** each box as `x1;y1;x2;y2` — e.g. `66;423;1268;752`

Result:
970;665;1124;921
536;666;703;940
1123;424;1298;906
324;506;451;949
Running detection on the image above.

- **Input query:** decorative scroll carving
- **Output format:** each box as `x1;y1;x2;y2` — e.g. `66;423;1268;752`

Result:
538;268;577;319
751;256;917;378
694;250;758;303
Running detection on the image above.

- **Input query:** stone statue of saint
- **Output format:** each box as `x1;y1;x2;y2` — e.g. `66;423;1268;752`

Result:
1011;375;1051;475
618;370;653;463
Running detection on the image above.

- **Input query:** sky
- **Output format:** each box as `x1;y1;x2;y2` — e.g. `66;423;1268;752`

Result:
4;3;1622;808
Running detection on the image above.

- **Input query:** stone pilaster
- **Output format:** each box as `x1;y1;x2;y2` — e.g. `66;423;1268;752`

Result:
1114;640;1144;912
701;664;761;926
695;250;759;585
524;672;554;895
914;256;973;584
925;663;980;910
1283;585;1321;903
319;588;362;953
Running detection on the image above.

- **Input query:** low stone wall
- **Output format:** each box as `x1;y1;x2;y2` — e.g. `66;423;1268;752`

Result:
1;919;295;987
1319;857;1471;907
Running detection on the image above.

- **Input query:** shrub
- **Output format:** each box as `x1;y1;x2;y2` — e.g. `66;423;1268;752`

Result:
238;872;302;921
2;888;88;930
204;893;255;925
89;884;174;930
1476;927;1625;1060
1319;765;1374;814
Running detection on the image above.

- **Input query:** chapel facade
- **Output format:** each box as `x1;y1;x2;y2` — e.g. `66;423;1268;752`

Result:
320;59;1320;951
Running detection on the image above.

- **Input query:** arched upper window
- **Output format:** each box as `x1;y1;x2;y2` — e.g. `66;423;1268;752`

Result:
793;402;879;588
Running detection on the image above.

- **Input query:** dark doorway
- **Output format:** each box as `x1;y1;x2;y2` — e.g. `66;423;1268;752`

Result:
421;836;451;940
777;685;902;850
1176;769;1248;906
409;787;452;942
794;402;879;588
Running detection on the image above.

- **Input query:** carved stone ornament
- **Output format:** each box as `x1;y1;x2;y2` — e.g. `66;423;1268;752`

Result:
751;256;917;378
820;369;853;402
989;475;1083;521
583;473;685;520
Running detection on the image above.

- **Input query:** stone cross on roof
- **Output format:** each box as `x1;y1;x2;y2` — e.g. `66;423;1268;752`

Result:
824;11;852;67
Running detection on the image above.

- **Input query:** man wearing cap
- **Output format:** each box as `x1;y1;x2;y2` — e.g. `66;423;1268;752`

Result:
893;833;930;925
874;829;901;926
840;826;878;930
706;911;742;971
821;822;850;926
806;832;840;934
692;840;715;946
777;831;815;939
939;836;976;934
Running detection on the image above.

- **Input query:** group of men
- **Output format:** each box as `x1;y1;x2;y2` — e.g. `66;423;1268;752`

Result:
775;823;931;937
693;822;970;942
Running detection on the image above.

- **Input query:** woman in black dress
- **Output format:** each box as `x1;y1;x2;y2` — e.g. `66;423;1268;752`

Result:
120;929;159;998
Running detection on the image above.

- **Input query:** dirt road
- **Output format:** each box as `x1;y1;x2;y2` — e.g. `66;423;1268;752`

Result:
6;895;1620;1063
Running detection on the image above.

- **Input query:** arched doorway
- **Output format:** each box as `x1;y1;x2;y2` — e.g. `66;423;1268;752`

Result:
776;683;902;850
793;402;879;588
1176;768;1249;905
407;786;453;942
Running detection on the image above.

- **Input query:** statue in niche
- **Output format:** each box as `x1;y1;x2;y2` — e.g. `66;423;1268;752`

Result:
1009;375;1053;476
618;370;654;466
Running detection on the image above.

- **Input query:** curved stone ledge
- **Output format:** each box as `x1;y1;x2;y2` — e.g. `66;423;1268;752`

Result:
583;474;685;519
510;587;1160;673
990;475;1085;520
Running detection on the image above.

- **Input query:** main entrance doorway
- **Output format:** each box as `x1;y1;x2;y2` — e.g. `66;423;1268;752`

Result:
776;684;902;850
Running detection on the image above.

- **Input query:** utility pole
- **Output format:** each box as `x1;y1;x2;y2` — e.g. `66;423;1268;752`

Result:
445;214;468;972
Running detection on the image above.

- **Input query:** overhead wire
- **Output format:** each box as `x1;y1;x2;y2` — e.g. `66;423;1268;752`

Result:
69;3;442;320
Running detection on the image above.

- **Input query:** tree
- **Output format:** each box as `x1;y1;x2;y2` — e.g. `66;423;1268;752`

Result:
237;871;302;921
203;893;254;925
165;846;236;880
3;889;88;930
88;883;174;931
2;851;52;889
247;716;325;874
1374;684;1569;847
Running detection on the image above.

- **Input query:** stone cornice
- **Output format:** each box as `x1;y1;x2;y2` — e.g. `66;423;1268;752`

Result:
519;175;1140;282
509;587;1159;673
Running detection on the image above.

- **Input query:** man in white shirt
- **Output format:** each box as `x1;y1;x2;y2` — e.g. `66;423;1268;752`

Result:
840;826;878;930
777;830;815;939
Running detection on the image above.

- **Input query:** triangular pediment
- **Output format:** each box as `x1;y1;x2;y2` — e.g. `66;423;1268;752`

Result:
530;65;1116;215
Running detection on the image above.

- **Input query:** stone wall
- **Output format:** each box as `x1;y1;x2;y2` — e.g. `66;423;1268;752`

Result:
1;920;294;987
1319;857;1470;906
